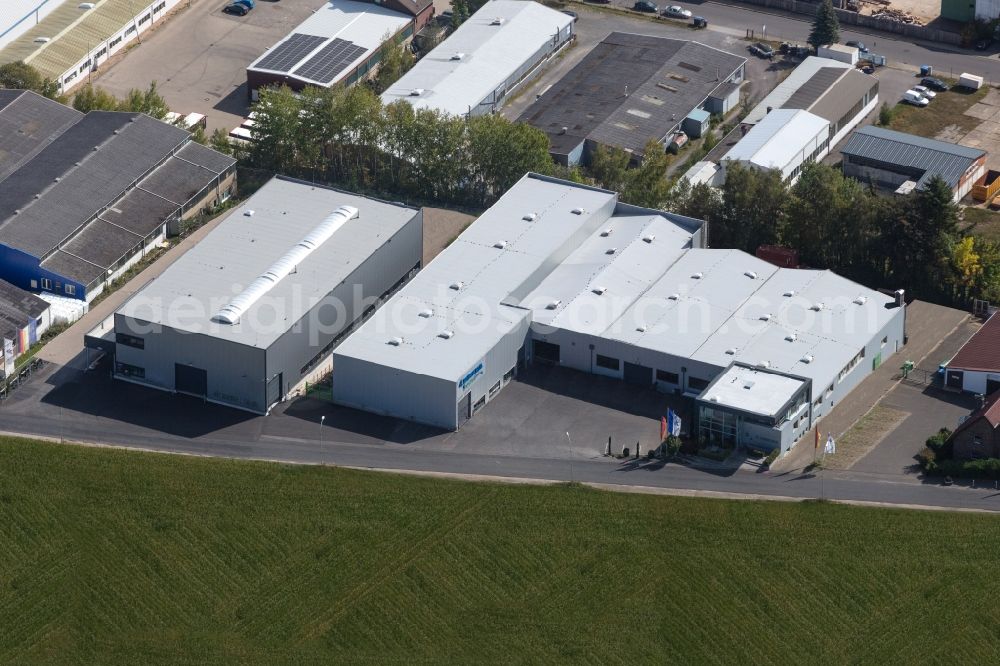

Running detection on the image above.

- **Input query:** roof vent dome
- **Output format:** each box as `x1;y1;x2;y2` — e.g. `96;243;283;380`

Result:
642;234;655;243
523;212;538;221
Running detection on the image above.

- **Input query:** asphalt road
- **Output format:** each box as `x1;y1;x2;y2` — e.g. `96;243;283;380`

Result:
3;359;1000;513
645;0;999;81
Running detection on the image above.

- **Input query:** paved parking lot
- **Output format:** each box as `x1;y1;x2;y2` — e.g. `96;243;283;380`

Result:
92;0;330;132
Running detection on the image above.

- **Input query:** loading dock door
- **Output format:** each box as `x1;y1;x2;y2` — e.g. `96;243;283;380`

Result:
175;363;207;397
266;373;283;409
457;392;471;429
533;339;560;364
623;362;653;386
946;370;964;390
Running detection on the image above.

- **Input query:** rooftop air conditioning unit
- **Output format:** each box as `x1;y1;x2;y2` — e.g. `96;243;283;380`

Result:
592;286;606;295
409;88;425;96
744;271;757;279
418;309;433;318
545;299;561;310
451;53;465;61
438;330;454;339
493;240;507;249
523;213;537;221
387;337;403;346
449;281;464;290
642;235;655;243
600;228;612;237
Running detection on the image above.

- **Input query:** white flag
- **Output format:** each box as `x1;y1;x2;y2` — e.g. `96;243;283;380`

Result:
824;434;836;455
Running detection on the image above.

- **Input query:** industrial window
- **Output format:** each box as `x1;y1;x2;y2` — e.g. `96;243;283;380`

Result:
503;367;514;382
489;379;501;397
30;280;37;289
110;36;122;48
116;333;144;350
154;2;166;11
40;278;52;290
96;47;107;58
139;13;150;25
656;369;679;384
837;348;865;383
881;336;888;348
64;285;76;296
126;25;136;35
115;362;145;379
688;376;710;391
595;354;620;371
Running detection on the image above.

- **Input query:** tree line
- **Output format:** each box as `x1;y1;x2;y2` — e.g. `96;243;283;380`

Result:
668;163;1000;307
234;84;555;209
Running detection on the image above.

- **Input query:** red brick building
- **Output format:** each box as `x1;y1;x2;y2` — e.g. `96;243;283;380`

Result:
951;391;1000;460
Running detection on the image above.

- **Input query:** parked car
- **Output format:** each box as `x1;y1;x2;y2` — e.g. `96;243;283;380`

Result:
561;9;578;20
921;76;949;91
912;85;936;99
903;89;929;106
749;42;774;59
223;2;249;15
662;5;692;18
976;38;992;51
633;1;658;12
845;40;867;53
691;15;707;28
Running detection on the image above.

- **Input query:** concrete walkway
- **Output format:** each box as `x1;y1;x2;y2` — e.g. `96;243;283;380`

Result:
771;301;971;473
39;214;231;368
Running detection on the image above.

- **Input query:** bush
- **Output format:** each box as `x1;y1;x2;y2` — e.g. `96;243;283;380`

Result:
916;446;937;472
764;448;780;466
878;102;893;126
664;435;682;458
936;458;1000;479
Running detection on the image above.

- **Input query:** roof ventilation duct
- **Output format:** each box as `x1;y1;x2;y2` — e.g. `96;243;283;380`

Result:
591;286;607;295
545;299;561;310
744;271;757;279
438;330;454;339
212;205;358;324
449;281;464;290
642;234;655;243
691;272;703;279
853;295;868;305
522;213;537;221
801;354;814;364
450;52;465;60
418;309;433;318
409;88;425;96
387;337;403;346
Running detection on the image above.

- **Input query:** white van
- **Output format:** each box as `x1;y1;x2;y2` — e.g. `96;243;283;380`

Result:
903;89;929;106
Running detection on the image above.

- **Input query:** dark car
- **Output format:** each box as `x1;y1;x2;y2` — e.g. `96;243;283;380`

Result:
845;40;867;53
223;2;249;15
976;38;992;50
921;76;949;92
633;1;658;12
749;42;774;59
691;16;707;28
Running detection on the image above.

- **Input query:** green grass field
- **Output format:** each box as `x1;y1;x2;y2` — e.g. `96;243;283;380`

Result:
2;437;1000;664
888;85;988;139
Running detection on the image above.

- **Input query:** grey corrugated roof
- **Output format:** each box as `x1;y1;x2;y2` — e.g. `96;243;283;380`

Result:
139;156;217;206
0;278;49;339
176;141;237;174
518;33;745;159
99;188;181;238
842;126;985;190
807;69;878;125
781;67;844;111
0;90;82;182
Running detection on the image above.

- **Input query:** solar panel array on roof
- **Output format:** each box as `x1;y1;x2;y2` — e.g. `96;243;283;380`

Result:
294;38;367;84
253;33;327;73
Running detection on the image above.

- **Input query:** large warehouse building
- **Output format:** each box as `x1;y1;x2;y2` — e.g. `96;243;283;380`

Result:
246;0;420;102
381;0;574;117
0;90;236;306
332;174;905;452
0;0;184;94
518;33;746;165
110;177;422;414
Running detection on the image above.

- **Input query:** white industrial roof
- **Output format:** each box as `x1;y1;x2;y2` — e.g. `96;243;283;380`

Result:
722;109;829;172
701;364;806;417
381;0;573;116
335;174;626;380
335;173;898;406
743;56;851;125
117;177;418;349
247;0;411;88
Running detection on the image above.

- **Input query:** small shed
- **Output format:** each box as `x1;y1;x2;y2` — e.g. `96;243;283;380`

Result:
682;108;711;139
705;81;740;114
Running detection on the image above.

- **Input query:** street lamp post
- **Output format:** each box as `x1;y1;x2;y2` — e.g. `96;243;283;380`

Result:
566;431;573;483
319;415;326;441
